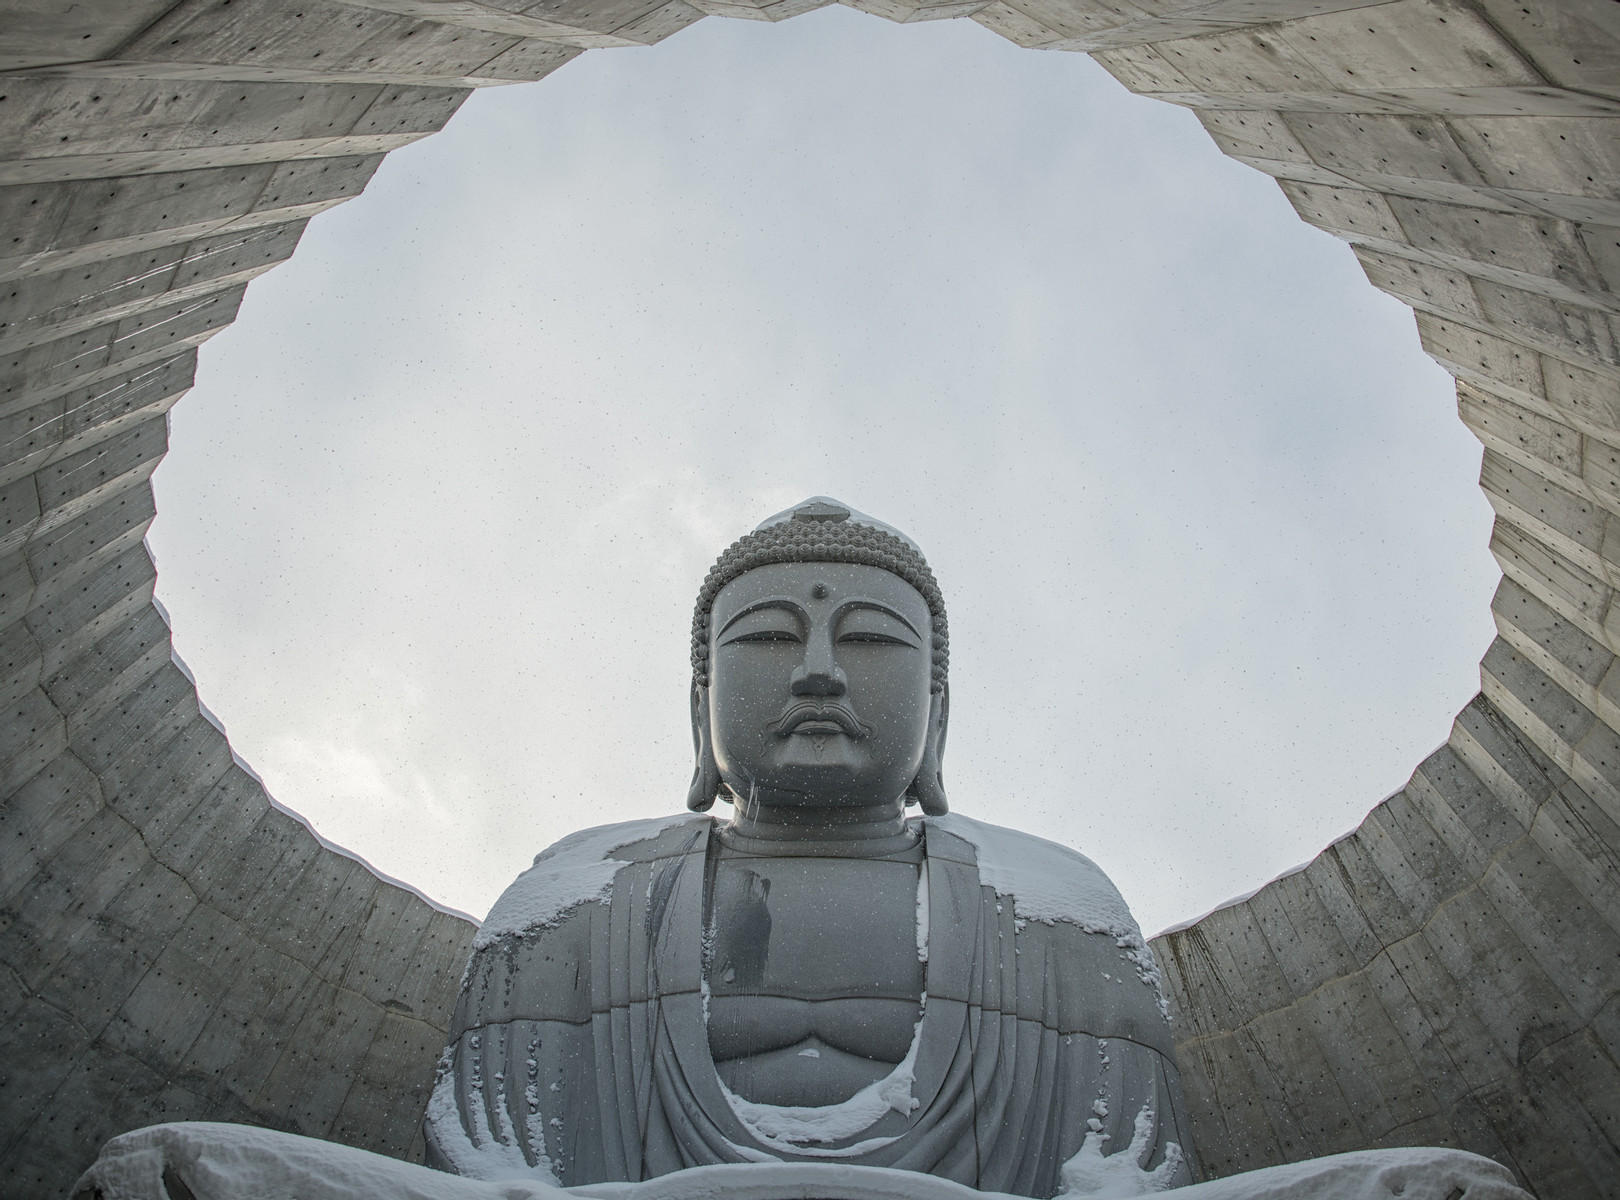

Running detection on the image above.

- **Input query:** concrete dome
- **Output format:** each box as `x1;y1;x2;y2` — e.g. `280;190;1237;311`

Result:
1;2;1616;1196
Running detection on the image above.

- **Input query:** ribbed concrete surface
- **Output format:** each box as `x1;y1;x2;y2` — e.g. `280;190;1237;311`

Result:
0;2;1614;1198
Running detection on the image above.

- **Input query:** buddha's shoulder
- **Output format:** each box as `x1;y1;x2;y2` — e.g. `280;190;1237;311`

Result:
476;812;714;947
923;812;1173;1038
530;812;715;869
921;812;1136;935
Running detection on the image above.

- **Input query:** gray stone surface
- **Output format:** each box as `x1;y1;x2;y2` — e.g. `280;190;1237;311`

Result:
427;508;1194;1196
0;2;1616;1198
431;814;1195;1196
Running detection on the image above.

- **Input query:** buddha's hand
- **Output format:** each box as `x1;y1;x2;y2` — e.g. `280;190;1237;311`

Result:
1056;1100;1186;1198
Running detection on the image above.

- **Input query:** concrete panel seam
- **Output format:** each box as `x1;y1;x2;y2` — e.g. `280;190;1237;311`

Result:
1468;0;1620;117
0;230;294;354
103;2;241;65
3;746;455;1139
1174;751;1569;1057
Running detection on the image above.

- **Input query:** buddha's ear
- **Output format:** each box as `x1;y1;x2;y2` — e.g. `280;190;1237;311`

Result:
907;685;949;816
687;682;722;812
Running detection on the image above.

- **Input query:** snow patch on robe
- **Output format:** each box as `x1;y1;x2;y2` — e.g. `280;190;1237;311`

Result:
929;814;1169;1020
476;814;700;948
718;1007;925;1153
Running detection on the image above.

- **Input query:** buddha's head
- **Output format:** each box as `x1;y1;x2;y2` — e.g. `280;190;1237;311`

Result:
687;498;949;819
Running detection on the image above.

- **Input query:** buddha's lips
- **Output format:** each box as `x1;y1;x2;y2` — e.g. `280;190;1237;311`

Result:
766;701;872;740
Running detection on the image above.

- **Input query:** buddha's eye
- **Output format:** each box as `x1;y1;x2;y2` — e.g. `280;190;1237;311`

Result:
718;606;804;646
727;629;801;644
837;609;920;648
838;631;911;646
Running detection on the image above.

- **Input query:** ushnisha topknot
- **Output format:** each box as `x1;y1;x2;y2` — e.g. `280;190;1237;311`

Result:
691;497;948;692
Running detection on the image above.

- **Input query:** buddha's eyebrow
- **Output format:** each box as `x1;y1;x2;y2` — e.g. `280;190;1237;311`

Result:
716;596;806;638
832;598;923;641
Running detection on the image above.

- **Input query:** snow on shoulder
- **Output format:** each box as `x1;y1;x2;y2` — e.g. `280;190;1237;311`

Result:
476;813;706;948
926;813;1168;1020
926;813;1137;935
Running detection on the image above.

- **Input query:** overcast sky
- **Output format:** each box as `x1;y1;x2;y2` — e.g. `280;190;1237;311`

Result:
146;5;1499;937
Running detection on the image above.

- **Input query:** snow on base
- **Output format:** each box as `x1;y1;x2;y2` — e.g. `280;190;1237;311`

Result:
577;1150;1528;1200
927;814;1169;1020
476;814;702;947
1138;1146;1530;1200
75;1122;572;1200
76;1124;1531;1200
1057;1101;1184;1198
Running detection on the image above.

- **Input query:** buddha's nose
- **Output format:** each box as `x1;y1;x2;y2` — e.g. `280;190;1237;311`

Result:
790;630;847;696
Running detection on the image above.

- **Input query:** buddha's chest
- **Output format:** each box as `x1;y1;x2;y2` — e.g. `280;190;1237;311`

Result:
704;850;925;1102
706;853;923;998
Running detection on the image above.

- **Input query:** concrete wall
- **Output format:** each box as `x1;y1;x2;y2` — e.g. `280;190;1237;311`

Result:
1151;695;1620;1191
0;1;1614;1197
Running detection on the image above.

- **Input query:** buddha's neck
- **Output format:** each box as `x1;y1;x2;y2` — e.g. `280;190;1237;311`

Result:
723;797;917;856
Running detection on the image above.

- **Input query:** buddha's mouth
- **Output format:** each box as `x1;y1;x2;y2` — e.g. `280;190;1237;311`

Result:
766;701;872;740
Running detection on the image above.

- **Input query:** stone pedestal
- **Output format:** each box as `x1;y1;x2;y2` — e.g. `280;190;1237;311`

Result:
76;1123;1531;1200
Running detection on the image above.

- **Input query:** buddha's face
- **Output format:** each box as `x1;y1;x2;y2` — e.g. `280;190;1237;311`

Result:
707;561;935;812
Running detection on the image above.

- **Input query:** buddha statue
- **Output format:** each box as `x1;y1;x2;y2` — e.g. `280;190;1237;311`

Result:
73;499;1533;1200
422;498;1197;1197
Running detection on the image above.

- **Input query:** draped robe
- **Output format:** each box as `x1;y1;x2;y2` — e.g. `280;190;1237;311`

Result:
424;813;1197;1198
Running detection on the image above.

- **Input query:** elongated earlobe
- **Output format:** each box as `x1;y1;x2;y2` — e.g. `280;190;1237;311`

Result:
906;687;949;816
687;683;721;812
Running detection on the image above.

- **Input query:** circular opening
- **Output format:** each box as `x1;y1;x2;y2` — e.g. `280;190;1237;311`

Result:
149;8;1497;936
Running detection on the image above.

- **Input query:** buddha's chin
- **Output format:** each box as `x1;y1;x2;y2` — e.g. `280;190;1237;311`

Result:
725;763;906;815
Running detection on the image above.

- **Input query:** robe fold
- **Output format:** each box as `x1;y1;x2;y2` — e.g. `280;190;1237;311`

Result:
424;814;1198;1198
